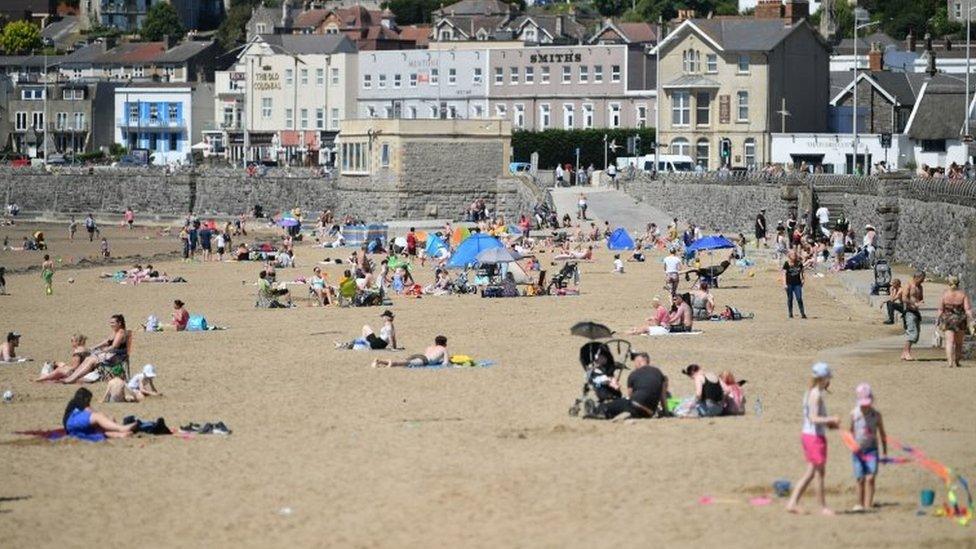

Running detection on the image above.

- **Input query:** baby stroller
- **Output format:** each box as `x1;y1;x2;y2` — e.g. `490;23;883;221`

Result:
685;260;730;287
872;259;892;295
451;271;478;294
547;262;580;294
568;339;633;417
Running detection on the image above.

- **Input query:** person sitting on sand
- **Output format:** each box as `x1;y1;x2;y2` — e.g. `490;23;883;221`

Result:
627;296;671;335
682;364;725;417
424;269;452;296
62;315;129;383
554;245;593;261
235;243;250;261
1;331;21;361
668;294;694;332
373;335;449;368
500;271;519;297
336;310;398;350
118;363;162;402
309;267;332;306
592;352;669;420
103;366;139;402
63;387;136;441
35;334;89;382
719;370;746;416
689;283;715;320
171;300;189;331
257;271;290;308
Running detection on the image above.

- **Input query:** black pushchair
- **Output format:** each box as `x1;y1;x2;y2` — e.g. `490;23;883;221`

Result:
568;340;632;417
685;260;730;287
547;261;580;294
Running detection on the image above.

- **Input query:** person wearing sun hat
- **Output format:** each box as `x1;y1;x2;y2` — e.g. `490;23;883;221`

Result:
335;310;398;350
848;383;887;512
786;362;841;515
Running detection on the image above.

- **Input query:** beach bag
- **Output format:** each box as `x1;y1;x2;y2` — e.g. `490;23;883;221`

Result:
145;315;159;332
187;315;208;332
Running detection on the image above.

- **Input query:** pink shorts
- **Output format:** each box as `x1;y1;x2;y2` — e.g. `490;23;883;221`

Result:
801;433;828;466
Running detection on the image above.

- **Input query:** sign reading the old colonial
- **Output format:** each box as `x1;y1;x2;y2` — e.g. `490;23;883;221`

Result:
254;72;281;91
529;52;583;64
719;95;730;124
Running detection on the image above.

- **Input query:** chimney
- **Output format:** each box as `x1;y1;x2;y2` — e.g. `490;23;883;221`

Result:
163;34;176;49
783;0;809;24
907;30;916;52
754;0;783;20
103;35;117;51
555;15;563;37
676;9;696;21
925;33;938;77
868;42;883;72
281;0;289;28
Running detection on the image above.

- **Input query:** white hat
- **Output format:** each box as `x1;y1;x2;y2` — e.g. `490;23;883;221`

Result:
142;364;157;378
811;362;832;379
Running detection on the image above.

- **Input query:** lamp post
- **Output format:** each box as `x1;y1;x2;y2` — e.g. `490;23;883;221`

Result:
653;17;663;175
965;0;975;140
852;12;880;175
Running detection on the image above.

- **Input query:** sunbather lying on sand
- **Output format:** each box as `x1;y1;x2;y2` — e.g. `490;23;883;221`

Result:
372;336;448;368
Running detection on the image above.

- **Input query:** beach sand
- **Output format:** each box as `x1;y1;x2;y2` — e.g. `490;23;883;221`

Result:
1;223;974;547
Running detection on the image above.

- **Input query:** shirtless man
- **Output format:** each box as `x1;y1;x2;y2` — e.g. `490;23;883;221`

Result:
668;294;694;332
900;271;925;361
373;335;448;368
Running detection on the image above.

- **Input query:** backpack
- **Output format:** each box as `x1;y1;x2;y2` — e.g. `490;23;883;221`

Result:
187;315;208;331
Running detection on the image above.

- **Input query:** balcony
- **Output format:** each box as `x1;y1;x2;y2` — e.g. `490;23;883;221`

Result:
117;117;186;129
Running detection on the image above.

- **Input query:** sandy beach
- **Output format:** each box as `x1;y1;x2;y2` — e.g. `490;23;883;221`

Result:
1;220;974;548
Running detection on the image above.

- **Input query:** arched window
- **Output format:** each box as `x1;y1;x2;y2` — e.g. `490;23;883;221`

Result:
671;137;690;156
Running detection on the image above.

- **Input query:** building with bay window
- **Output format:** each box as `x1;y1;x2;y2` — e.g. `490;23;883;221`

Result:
652;11;829;170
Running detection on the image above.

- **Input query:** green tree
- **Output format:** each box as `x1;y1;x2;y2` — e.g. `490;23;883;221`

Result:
0;21;42;55
141;2;185;42
381;0;442;25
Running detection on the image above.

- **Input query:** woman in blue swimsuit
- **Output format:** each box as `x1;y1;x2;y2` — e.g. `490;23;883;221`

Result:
62;388;136;441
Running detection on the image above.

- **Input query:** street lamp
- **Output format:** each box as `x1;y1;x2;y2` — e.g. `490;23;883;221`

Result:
852;9;879;175
964;0;976;139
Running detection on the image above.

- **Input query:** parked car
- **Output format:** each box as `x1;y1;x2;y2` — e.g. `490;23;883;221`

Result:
509;161;531;174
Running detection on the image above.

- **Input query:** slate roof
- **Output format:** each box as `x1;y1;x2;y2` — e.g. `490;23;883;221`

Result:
590;20;657;44
690;17;802;52
435;0;511;16
831;71;927;106
257;34;358;55
905;75;976;140
509;13;586;42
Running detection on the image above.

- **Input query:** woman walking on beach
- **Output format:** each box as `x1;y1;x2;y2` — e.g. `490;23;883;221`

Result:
41;254;54;296
937;275;974;367
781;251;807;319
786;362;840;515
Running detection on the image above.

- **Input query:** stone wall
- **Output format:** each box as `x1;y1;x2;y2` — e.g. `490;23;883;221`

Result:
0;164;544;222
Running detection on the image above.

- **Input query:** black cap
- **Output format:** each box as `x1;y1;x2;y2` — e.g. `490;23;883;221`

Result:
380;309;395;318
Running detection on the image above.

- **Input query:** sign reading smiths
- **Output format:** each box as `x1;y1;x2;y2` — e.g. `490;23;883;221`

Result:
529;52;583;63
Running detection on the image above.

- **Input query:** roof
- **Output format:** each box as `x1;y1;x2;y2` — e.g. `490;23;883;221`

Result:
435;0;511;16
0;54;64;67
397;25;431;47
662;74;720;89
41;15;80;45
256;34;358;55
106;42;166;63
904;75;976;140
830;71;926;106
293;8;330;28
691;17;802;51
155;40;217;64
436;15;509;39
833;32;898;55
590;20;657;44
509;13;586;41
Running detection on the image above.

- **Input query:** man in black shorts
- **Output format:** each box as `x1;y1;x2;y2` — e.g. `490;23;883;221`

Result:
592;352;669;420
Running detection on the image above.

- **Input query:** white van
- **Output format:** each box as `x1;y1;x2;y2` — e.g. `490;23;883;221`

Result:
615;154;695;173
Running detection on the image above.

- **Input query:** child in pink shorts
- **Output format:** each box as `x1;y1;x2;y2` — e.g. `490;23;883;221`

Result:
786;362;840;515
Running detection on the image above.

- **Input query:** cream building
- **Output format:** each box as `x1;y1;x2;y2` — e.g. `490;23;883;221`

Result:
217;34;358;165
653;13;829;169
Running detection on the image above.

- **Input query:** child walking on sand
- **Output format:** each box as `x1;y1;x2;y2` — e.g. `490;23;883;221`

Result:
41;254;54;295
786;362;840;515
849;383;887;512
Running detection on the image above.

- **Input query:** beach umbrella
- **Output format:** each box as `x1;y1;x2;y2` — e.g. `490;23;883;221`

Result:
476;247;522;264
686;235;735;253
277;218;300;228
570;321;614;340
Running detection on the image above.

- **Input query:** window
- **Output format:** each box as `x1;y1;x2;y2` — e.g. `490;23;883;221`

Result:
148;133;157;151
495;104;507;118
579;65;588;83
56;112;67;129
256;23;267;34
563;104;574;128
169;133;178;152
330;68;339;85
562;65;571;83
285;69;293;85
72;68;82;79
316;68;324;85
744;138;756;168
430;105;439;118
448;105;457;119
494;67;503;84
341;141;369;173
285;108;293;128
608;103;620;128
383;107;392;119
921;139;947;152
363;74;372;88
593;65;603;83
408;106;417;119
128;103;138;120
583;104;593;129
15;111;27;131
448;68;457;85
300;108;308;129
473;104;483;118
706;54;717;73
696;138;710;170
524;27;537;42
381;143;390;168
430;68;439;84
367;106;376;118
683;49;701;73
62;88;83;100
737;91;749;121
514;104;525;128
637;105;647;128
696;92;710;126
168;104;178;121
300;69;308;85
510;66;519;84
378;74;387;88
524;66;534;83
330;108;339;129
541;66;550;83
394;74;402;88
539;104;550;129
672;91;690;126
262;98;272;118
671;137;690;156
611;65;621;82
737;54;750;73
133;66;144;78
954;1;962;19
410;73;418;87
149;104;159;121
21;88;43;100
74;112;85;130
473;67;482;83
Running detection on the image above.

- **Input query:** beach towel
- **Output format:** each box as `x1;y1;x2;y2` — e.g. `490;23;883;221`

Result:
645;330;703;337
411;359;495;369
0;358;31;364
14;428;67;440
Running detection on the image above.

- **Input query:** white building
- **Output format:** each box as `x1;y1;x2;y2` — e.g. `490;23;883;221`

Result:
114;85;198;166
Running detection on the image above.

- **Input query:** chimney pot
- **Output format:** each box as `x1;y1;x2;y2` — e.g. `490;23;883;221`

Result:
868;42;883;72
